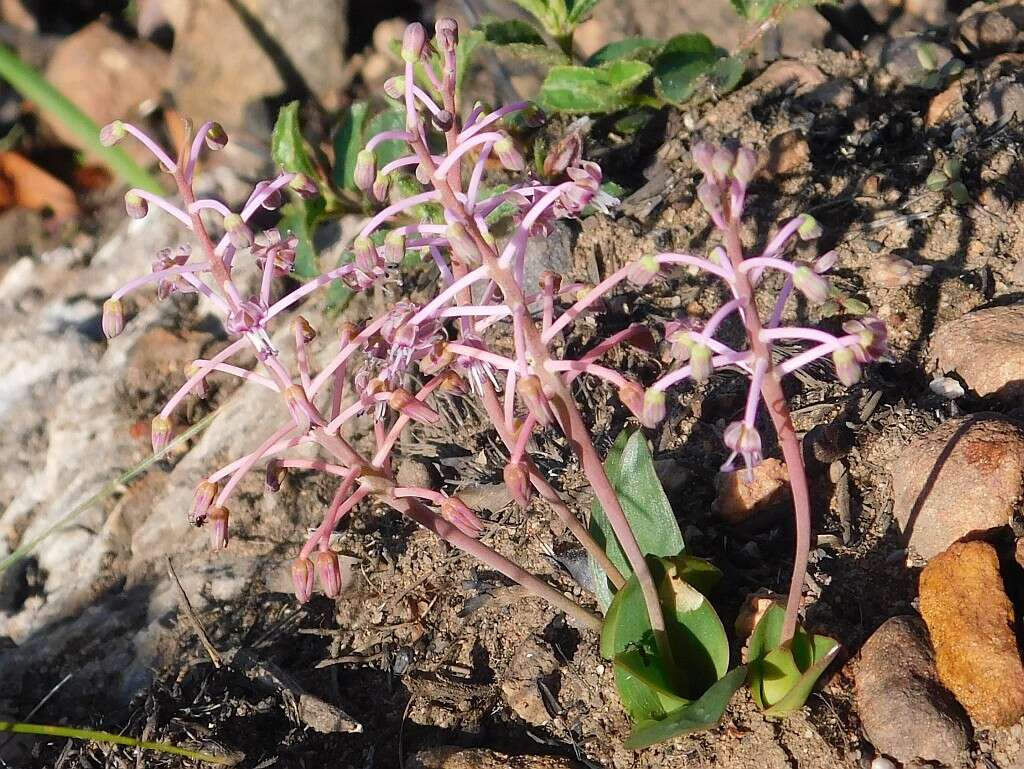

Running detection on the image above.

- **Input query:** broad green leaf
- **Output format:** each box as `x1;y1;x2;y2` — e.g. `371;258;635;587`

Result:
481;21;568;65
271;101;318;180
747;604;841;717
509;0;561;34
615;648;691;713
278;196;325;279
652;34;718;106
456;27;485;96
589;429;684;608
364;108;408;168
586;38;660;67
538;60;652;114
669;555;722;596
600;559;729;720
325;250;354;314
625;666;747;749
566;0;604;24
730;0;828;22
709;53;747;95
331;102;368;191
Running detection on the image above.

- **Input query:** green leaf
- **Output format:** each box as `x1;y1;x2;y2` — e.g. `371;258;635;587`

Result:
624;666;747;749
325;250;354;314
278;197;325;279
589;429;685;608
709;53;747;95
481;20;568;65
508;0;562;35
601;559;729;720
652;34;719;106
456;27;486;96
747;604;841;717
614;648;691;713
586;38;660;67
272;101;318;179
566;0;603;24
669;554;722;596
538;60;652;114
730;0;826;22
332;102;368;191
364;108;408;168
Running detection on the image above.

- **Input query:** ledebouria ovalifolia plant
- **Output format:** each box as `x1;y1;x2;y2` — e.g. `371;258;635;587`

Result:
627;143;887;643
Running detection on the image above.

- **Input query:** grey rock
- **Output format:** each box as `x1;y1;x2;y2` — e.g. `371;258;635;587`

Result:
931;304;1024;401
954;0;1024;55
876;34;954;85
855;615;971;767
977;80;1024;126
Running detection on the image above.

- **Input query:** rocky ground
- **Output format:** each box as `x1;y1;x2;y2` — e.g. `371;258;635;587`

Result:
4;0;1024;768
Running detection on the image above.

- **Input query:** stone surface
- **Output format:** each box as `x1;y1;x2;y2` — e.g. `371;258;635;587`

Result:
954;0;1024;55
920;540;1024;727
876;34;954;85
977;80;1024;126
854;615;970;767
43;22;167;161
931;305;1024;401
714;458;791;524
165;0;347;137
410;748;583;769
499;638;559;726
891;415;1024;560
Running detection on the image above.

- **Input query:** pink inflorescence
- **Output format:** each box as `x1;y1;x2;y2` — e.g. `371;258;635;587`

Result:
98;20;658;615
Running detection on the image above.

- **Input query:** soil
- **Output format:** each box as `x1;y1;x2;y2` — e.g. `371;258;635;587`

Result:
6;2;1024;768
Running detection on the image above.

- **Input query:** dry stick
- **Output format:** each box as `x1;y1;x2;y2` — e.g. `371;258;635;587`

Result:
721;216;809;645
166;556;223;668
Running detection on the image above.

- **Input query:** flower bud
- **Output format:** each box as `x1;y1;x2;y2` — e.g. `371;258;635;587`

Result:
503;460;533;508
204;123;228;150
151;415;172;453
291;557;315;603
315;550;342;598
354;149;376;192
733;147;758;185
543;131;583;178
189;480;219;526
384;230;406;265
517;375;554;426
208;506;229;550
100;120;126;147
832;347;861;386
372;173;392;202
696;180;722;220
690;343;713;383
495;135;525;172
288;173;318;198
102;298;125;339
224;213;253;249
383;76;405;100
440;496;484;539
185;362;209;398
814;249;838;274
641;389;666;428
354;236;379;272
436;17;458;51
691;142;715;178
446;222;478;263
792;265;830;304
797;214;822;240
724;421;761;456
627;254;660;286
432;110;454;132
284;385;315;432
256;180;284;210
415;162;431;185
295;315;317;343
266;459;286;492
437;370;468;395
712;146;735;178
390;388;440;424
402;22;427;63
124;191;148;219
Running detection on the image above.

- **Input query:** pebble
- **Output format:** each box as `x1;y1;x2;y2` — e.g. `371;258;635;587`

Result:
931;304;1024;401
891;415;1024;559
410;749;583;769
920;540;1024;727
854;615;970;767
955;0;1024;55
714;458;790;524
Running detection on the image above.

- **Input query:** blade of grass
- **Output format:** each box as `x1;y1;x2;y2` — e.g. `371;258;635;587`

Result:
0;41;163;194
0;411;218;574
0;721;239;765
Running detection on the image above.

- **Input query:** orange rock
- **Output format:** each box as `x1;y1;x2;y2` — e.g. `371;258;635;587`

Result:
714;458;791;524
763;131;810;177
926;81;964;126
919;540;1024;727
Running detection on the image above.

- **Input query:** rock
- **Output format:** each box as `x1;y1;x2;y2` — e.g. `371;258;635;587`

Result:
876;34;954;85
954;0;1024;55
919;540;1024;727
714;458;791;524
396;459;437;490
854;615;970;767
891;415;1024;559
905;0;951;26
43;23;167;162
409;748;583;769
927;81;965;126
165;0;348;138
763;130;810;178
931;305;1024;401
521;221;575;294
977;80;1024;126
499;638;559;726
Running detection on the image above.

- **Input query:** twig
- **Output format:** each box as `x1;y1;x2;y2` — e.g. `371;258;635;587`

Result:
166;556;222;668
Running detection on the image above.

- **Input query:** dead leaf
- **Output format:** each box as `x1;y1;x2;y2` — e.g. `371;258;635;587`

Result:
0;152;78;217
